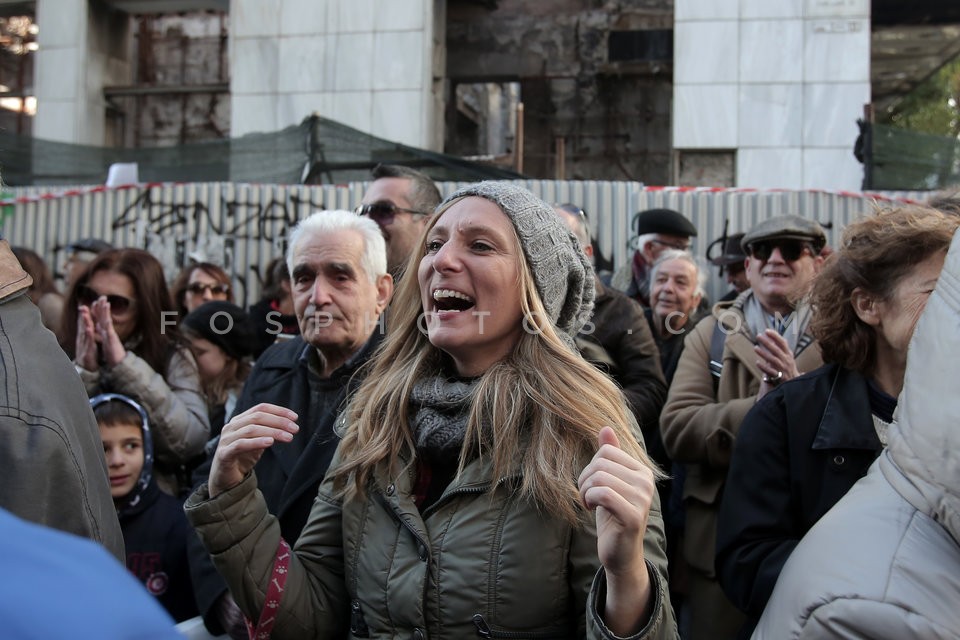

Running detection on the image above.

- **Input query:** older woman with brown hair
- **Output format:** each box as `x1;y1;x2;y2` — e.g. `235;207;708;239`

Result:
715;205;960;637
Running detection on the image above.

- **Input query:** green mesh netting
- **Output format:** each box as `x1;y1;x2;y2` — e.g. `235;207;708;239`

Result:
0;115;523;186
864;122;960;191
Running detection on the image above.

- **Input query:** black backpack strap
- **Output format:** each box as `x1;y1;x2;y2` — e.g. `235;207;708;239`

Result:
708;318;725;392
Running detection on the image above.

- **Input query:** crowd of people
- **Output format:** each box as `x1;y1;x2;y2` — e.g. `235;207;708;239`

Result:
3;166;960;639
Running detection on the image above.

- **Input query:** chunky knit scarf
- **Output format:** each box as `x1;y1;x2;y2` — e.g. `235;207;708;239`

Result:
409;375;477;465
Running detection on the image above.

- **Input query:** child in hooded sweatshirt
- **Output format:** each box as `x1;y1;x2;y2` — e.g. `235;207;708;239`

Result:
92;393;199;623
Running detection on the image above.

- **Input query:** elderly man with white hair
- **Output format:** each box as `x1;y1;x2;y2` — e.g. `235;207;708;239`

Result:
187;210;393;639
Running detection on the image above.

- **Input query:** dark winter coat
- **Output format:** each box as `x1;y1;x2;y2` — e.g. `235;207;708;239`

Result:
715;364;882;634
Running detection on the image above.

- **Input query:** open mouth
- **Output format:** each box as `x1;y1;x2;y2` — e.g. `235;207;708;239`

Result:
432;288;476;312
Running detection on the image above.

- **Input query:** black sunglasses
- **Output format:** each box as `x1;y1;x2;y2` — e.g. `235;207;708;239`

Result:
186;282;231;296
76;284;135;314
746;239;815;262
354;202;426;225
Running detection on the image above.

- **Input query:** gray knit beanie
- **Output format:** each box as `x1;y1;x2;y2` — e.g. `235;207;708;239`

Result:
442;182;595;337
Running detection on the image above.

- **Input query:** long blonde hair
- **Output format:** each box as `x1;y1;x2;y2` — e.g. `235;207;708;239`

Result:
331;197;656;525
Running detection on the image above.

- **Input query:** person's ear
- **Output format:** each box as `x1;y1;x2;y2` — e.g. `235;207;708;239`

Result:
812;254;825;273
583;243;594;259
375;273;394;312
851;287;880;326
690;291;703;313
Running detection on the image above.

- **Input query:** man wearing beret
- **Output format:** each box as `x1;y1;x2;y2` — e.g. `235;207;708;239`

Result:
611;207;699;307
660;215;826;640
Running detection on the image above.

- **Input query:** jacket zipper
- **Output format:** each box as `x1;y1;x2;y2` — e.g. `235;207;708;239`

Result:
473;614;567;639
350;599;370;637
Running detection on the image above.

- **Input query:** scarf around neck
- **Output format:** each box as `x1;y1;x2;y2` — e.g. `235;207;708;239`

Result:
740;290;814;356
409;375;478;465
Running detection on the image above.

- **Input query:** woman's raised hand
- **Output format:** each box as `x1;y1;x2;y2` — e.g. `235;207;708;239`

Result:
209;403;299;497
90;296;127;367
578;426;655;636
75;305;99;370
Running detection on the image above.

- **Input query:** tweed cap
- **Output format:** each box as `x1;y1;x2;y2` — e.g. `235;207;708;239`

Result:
635;208;698;237
182;301;256;360
442;182;595;337
741;215;826;252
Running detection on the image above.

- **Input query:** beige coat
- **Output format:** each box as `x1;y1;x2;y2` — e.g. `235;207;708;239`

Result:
660;300;822;575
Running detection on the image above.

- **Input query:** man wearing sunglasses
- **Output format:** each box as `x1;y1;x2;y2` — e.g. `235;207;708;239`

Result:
660;214;826;640
611;207;698;307
355;164;441;278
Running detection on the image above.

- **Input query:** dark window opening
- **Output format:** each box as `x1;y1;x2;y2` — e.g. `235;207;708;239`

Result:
608;30;673;63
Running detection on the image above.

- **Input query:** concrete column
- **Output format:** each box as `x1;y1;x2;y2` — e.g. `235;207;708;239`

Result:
33;0;129;145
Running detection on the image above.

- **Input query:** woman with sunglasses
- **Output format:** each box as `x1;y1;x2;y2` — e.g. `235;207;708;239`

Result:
62;248;210;497
715;206;960;637
171;262;233;319
186;184;676;639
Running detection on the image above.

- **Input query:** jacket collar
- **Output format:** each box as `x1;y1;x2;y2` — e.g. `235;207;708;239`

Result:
812;365;882;451
0;240;32;303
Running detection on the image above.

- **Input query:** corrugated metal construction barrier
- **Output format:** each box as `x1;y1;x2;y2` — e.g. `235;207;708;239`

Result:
0;181;929;307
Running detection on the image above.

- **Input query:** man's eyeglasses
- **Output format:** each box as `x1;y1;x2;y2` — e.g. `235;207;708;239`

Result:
354;203;427;226
186;282;231;296
649;238;691;251
76;284;135;315
746;239;815;262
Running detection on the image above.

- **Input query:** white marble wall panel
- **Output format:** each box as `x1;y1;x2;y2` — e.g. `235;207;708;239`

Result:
674;85;739;148
739;84;803;147
333;33;375;91
738;148;803;188
231;38;279;94
231;95;279;136
804;0;869;19
326;91;373;134
803;82;869;146
279;0;329;36
675;21;739;84
277;92;333;129
34;100;77;141
37;0;83;47
803;18;869;82
803;148;863;189
329;0;376;33
373;31;426;91
372;90;423;146
676;0;739;21
35;48;79;101
232;0;280;38
277;35;331;94
740;20;803;83
375;0;427;31
740;0;802;19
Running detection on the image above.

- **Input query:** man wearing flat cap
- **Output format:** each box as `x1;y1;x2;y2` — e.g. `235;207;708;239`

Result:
660;214;826;640
611;207;698;307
